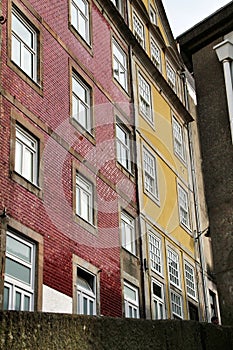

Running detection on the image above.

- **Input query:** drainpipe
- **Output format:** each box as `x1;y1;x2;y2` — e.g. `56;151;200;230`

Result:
214;40;233;143
187;123;209;322
181;73;209;321
128;43;146;319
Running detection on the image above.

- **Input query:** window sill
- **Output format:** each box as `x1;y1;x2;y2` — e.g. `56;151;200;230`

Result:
70;118;96;146
174;151;186;167
122;246;138;259
144;189;160;206
139;111;155;130
170;283;182;293
180;222;193;235
69;24;93;56
11;171;43;199
73;214;97;236
116;161;135;181
113;77;130;97
7;59;43;96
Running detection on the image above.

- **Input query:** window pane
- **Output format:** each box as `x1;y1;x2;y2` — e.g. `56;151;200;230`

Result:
12;14;33;48
6;258;31;285
72;95;78;119
83;297;88;315
3;286;9;310
71;6;78;28
24;148;34;182
24;295;30;311
76;0;86;14
23;49;33;78
7;235;32;263
79;15;86;39
77;293;81;313
12;35;21;66
124;285;136;301
81;192;89;221
15;291;21;311
89;300;94;315
15;140;23;175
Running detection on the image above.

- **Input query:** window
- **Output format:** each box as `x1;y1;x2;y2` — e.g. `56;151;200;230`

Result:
143;148;158;199
138;73;152;122
149;232;162;274
15;125;38;185
185;261;196;299
209;290;218;318
173;117;185;160
76;173;93;224
121;212;136;255
110;0;123;14
152;280;165;319
71;0;90;43
124;282;139;318
11;7;38;81
178;185;190;228
72;73;91;133
116;123;131;171
150;37;161;70
188;302;199;321
171;290;183;319
77;268;96;315
112;39;128;91
166;62;176;91
149;6;157;25
133;12;144;47
167;248;180;288
4;232;35;311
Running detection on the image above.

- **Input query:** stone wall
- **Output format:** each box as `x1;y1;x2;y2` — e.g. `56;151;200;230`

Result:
0;312;232;350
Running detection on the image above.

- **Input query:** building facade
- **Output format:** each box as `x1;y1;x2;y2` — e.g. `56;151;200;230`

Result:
178;2;233;325
0;0;218;321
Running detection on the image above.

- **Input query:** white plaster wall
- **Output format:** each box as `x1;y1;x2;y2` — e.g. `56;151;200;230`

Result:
42;284;72;313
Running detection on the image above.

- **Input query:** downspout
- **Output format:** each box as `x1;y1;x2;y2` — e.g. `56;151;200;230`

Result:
187;123;209;322
128;43;146;319
214;40;233;143
182;74;209;321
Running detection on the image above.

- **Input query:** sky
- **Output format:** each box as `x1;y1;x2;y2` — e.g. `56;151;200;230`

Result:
162;0;232;37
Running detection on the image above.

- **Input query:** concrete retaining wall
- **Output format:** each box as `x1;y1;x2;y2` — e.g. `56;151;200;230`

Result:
0;312;232;349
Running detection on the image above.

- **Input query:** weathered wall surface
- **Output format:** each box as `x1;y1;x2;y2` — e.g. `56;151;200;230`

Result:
0;312;232;350
192;39;233;325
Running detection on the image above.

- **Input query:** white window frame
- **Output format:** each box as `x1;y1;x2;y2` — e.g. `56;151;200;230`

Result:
124;282;139;318
178;185;190;229
110;0;123;14
71;0;90;44
151;279;165;320
121;212;136;255
166;61;176;91
171;290;183;319
133;12;145;47
76;173;94;224
149;231;162;275
143;147;158;200
138;73;152;122
172;117;185;161
4;231;35;311
77;268;96;315
72;73;92;133
167;248;180;288
112;39;128;91
116;123;131;171
15;125;38;185
184;261;197;299
149;5;157;25
150;36;161;71
11;7;37;81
